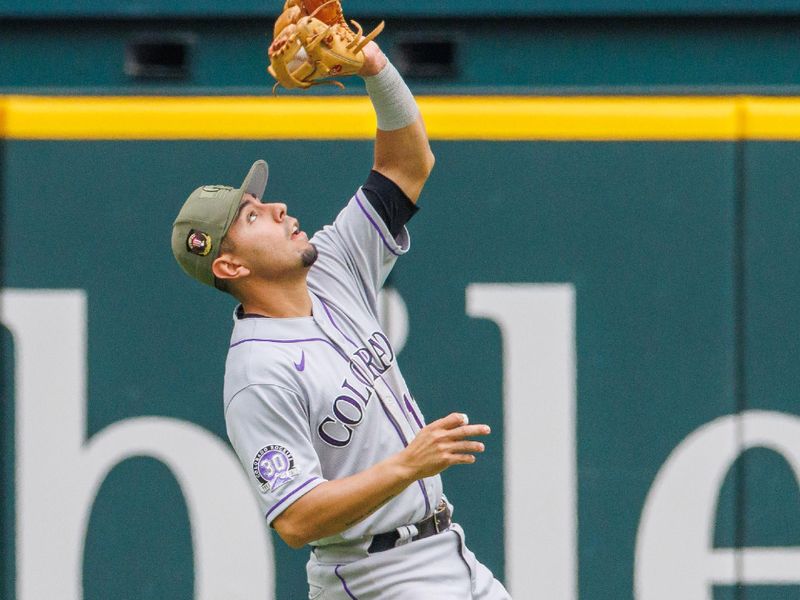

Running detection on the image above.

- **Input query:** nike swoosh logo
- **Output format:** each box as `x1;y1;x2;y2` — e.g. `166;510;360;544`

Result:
293;350;306;372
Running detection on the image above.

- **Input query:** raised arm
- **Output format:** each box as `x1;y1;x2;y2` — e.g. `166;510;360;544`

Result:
359;43;435;204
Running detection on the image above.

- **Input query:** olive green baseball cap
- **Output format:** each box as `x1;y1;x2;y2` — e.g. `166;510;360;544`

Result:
171;160;268;288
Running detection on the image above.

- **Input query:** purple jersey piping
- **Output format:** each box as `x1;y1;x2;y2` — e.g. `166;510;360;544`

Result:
376;395;409;447
264;476;321;522
334;565;359;600
317;294;429;512
354;190;402;257
376;375;432;515
318;295;359;348
451;526;475;581
379;374;419;433
230;336;349;361
374;393;431;516
415;478;432;516
404;393;425;430
234;300;429;520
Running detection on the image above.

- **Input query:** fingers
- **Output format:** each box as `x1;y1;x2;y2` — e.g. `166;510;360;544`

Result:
435;412;470;429
449;453;478;465
405;413;492;476
451;424;491;439
449;440;486;454
446;440;486;465
442;439;486;468
434;412;490;430
443;428;488;468
428;414;491;439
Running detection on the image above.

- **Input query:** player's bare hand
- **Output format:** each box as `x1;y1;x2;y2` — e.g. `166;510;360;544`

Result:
397;412;491;480
358;41;388;77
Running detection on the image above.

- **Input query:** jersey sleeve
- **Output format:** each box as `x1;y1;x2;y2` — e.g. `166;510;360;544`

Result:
310;187;411;307
225;383;326;527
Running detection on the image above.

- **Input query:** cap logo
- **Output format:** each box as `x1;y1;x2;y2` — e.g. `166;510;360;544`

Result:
200;185;233;198
186;229;213;256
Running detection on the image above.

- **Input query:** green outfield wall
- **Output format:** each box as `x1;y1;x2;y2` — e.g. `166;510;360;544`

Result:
4;18;800;93
1;97;800;600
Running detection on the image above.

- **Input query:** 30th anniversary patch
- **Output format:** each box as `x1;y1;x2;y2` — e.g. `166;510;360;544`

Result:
252;445;299;493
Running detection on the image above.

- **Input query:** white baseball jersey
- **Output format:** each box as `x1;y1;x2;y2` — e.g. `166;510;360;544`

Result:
223;188;442;548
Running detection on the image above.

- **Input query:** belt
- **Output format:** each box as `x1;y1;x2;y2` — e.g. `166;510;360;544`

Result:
367;500;452;553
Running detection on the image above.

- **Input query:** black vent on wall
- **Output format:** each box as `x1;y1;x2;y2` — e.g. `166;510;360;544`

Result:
125;36;192;80
394;38;458;79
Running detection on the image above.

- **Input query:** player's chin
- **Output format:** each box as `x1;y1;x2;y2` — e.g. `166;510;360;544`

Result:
300;243;318;268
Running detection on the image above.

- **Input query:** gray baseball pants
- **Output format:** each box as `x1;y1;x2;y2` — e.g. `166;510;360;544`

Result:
306;523;512;599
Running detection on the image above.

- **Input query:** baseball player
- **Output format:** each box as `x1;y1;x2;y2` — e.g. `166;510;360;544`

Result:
171;5;511;598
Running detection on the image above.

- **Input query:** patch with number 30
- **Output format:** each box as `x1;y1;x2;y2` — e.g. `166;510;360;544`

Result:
252;445;299;493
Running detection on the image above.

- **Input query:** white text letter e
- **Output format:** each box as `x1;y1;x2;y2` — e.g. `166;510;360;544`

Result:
635;410;800;600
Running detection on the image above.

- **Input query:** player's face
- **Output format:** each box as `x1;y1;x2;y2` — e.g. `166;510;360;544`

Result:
224;193;317;278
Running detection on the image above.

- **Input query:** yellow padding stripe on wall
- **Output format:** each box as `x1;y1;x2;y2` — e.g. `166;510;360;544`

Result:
1;95;799;141
745;98;800;140
422;96;741;140
3;96;379;141
0;98;6;139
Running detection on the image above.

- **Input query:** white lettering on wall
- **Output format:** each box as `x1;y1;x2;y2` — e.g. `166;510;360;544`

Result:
635;410;800;599
9;286;800;600
1;289;274;600
467;283;577;600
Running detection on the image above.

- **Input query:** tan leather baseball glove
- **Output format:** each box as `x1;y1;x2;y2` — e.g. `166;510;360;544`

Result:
268;0;384;91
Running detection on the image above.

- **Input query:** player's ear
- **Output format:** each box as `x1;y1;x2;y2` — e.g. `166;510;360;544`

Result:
212;254;251;282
